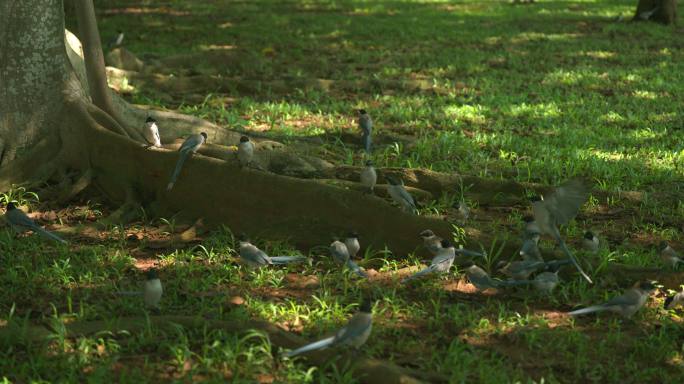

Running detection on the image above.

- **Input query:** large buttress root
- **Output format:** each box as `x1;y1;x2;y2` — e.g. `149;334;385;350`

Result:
55;100;465;256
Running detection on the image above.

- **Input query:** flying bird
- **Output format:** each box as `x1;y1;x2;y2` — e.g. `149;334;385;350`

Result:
567;281;656;318
4;202;67;244
386;175;417;214
142;116;161;148
284;299;373;358
359;160;377;194
237;135;255;168
166;132;207;191
402;239;456;283
330;240;368;278
358;109;372;153
531;178;593;283
238;235;307;268
107;30;124;50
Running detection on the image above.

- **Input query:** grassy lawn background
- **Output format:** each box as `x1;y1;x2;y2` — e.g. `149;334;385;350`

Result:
2;0;683;382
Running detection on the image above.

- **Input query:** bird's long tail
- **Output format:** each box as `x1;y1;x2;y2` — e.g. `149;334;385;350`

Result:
568;305;606;316
498;279;533;287
362;132;372;153
270;256;308;264
167;151;190;191
284;336;336;358
456;249;485;258
401;265;435;283
346;260;368;278
32;225;67;244
558;237;593;284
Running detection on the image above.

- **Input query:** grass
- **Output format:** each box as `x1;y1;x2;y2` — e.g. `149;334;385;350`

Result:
3;0;684;382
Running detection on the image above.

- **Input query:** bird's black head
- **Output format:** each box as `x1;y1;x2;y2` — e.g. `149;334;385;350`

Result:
364;159;373;166
440;239;453;249
529;195;542;202
240;136;250;143
200;132;208;139
238;233;249;242
637;281;657;292
359;299;373;313
117;30;123;34
522;215;535;223
385;175;400;185
145;116;155;123
6;202;17;210
659;241;669;251
347;231;359;239
146;268;158;280
664;295;675;309
419;229;435;238
358;109;367;115
584;231;595;240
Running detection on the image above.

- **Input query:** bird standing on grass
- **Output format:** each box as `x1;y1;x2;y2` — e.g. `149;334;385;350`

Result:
358;109;372;153
582;231;600;254
386;175;418;214
330;239;368;278
237;135;255;168
284;299;373;358
567;281;656;318
3;202;67;244
345;232;361;259
402;239;456;283
531;178;593;283
520;231;543;262
659;241;683;269
142;117;161;148
238;235;307;268
144;268;163;310
419;229;443;256
360;160;377;194
166;132;207;191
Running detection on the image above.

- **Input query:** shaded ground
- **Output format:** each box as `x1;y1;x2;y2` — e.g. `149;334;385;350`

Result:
2;0;684;383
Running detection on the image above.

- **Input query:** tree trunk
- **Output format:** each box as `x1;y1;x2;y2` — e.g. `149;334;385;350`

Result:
634;0;677;24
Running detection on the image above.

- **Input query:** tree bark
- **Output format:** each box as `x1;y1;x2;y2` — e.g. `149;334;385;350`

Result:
634;0;677;24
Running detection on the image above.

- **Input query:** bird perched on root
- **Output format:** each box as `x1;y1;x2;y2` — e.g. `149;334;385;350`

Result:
359;160;377;194
167;132;207;191
237;135;255;168
386;175;418;214
142;116;161;148
357;109;372;153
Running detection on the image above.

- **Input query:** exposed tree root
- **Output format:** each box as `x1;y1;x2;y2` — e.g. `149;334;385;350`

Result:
56;168;93;204
0;315;446;384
